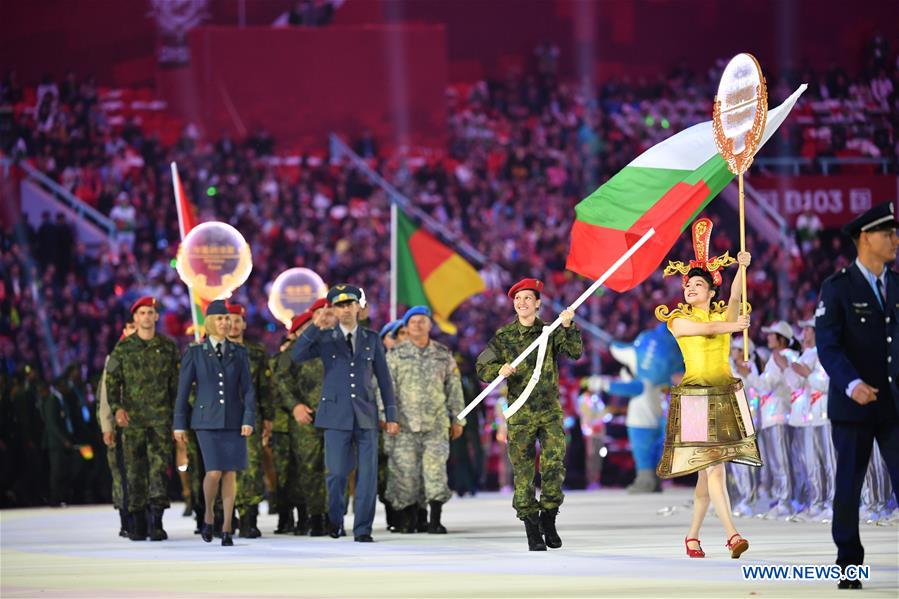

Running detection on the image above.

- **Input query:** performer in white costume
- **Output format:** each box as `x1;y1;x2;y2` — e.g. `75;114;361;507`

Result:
728;336;762;517
783;319;836;522
755;320;800;519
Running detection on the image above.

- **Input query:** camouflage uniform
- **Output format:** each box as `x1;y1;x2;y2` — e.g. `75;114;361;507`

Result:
386;340;464;509
96;358;127;511
476;318;583;519
235;341;274;515
269;351;297;514
277;342;327;516
106;333;180;512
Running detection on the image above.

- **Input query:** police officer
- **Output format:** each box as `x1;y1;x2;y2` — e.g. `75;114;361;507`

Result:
292;284;399;542
386;306;465;534
97;318;136;536
816;200;899;590
476;278;582;551
106;296;180;541
174;300;256;547
226;302;274;538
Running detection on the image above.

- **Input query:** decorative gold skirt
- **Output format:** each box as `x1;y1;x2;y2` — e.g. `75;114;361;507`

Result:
657;378;762;479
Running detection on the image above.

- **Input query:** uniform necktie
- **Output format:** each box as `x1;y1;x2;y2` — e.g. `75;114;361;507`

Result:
215;342;223;360
876;278;886;309
346;332;354;354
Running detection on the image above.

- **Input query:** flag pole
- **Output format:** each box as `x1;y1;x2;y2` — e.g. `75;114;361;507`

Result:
171;162;202;343
390;201;398;322
458;227;656;421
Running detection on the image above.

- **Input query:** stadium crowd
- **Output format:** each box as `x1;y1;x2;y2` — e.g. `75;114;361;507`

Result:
1;38;897;507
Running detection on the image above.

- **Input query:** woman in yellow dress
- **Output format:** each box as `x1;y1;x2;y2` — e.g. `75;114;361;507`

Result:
655;218;762;559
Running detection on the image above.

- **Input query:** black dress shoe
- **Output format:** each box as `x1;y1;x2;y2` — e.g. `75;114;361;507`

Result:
201;522;213;543
328;524;346;539
221;532;234;546
354;534;374;543
837;579;862;590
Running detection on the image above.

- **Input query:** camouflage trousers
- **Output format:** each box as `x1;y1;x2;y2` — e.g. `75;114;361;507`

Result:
507;411;566;519
290;420;327;515
187;431;204;512
386;429;451;510
107;429;128;510
269;430;294;511
122;426;171;512
236;429;265;512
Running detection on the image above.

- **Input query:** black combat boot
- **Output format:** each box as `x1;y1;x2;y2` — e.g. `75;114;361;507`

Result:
129;510;148;541
293;505;309;536
148;508;167;541
427;501;447;534
539;508;562;548
416;506;429;533
118;509;130;538
399;506;417;534
239;505;262;538
522;514;547;551
194;504;205;534
274;506;294;534
308;513;327;537
385;503;399;532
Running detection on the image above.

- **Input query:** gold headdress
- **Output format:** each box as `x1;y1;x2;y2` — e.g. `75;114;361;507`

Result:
662;218;735;286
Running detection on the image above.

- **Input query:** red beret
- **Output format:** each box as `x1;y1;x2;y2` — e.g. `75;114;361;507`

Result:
227;302;246;317
507;278;544;299
289;311;313;334
308;298;329;312
130;296;157;313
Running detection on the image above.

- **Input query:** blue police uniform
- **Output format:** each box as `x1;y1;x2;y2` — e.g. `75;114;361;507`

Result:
291;284;397;540
174;337;256;471
815;200;899;575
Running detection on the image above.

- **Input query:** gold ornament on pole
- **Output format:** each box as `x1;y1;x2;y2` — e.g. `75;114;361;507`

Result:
712;53;768;360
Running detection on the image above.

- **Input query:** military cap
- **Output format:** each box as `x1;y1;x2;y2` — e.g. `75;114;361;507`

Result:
508;278;544;299
309;297;329;313
379;320;402;339
841;200;898;237
326;284;361;305
290;311;312;334
130;296;158;313
227;302;246;317
205;299;230;316
402;305;432;326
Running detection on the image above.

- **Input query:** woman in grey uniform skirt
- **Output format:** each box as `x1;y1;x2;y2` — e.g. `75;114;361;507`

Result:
174;300;255;546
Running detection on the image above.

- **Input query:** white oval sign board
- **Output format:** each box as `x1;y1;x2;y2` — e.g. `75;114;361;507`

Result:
716;53;764;155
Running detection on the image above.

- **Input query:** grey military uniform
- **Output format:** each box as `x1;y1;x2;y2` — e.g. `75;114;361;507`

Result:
385;340;465;509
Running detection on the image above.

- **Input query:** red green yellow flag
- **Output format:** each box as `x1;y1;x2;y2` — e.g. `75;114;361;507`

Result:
395;207;484;334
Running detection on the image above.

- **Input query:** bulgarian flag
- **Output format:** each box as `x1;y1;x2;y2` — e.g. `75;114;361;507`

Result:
566;85;807;291
171;162;207;340
394;205;485;334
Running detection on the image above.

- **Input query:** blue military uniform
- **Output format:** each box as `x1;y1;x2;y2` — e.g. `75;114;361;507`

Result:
815;200;899;577
292;284;397;540
174;338;256;433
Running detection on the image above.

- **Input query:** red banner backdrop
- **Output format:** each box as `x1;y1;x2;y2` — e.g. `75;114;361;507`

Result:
750;176;898;229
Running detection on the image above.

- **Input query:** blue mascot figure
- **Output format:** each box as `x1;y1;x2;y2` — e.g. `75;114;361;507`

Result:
592;323;684;493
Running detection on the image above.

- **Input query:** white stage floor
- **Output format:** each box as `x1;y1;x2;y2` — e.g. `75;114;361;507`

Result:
2;489;897;598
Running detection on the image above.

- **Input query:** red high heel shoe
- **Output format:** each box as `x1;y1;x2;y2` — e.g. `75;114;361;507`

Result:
685;537;705;558
726;533;749;559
